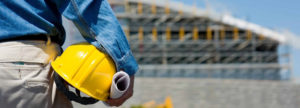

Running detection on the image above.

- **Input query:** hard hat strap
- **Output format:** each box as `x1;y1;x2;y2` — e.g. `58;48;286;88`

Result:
54;72;99;105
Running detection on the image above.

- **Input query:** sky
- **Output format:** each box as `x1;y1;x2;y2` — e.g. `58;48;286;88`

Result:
173;0;300;79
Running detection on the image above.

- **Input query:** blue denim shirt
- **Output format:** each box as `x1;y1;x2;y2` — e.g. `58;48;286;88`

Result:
0;0;138;75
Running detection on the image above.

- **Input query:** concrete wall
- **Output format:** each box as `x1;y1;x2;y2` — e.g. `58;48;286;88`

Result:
73;78;300;108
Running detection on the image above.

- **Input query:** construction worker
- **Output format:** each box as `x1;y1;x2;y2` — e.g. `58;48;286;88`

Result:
0;0;138;108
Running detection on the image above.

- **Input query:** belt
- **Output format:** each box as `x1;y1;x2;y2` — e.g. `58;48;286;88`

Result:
0;34;49;42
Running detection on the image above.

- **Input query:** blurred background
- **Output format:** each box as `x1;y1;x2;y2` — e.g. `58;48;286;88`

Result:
64;0;300;108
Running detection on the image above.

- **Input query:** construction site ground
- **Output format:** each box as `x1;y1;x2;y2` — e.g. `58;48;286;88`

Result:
73;77;300;108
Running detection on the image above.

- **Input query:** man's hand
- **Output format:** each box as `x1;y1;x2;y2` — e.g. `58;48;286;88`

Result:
105;75;135;107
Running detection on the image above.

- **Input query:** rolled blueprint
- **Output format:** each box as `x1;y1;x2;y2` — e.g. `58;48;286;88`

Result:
110;71;130;99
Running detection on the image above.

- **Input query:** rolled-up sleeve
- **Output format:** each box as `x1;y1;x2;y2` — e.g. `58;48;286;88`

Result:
54;0;138;75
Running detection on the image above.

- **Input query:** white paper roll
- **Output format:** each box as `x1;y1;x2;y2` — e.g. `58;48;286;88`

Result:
110;71;130;99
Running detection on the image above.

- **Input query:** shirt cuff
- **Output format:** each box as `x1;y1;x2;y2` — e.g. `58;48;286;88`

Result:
118;51;139;76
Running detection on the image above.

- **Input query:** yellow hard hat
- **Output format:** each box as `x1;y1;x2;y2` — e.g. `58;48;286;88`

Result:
51;42;116;103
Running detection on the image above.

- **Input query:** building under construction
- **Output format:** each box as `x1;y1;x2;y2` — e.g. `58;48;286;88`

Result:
108;0;291;80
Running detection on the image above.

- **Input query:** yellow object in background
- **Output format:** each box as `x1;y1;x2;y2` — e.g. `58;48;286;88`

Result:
139;27;144;43
151;0;157;15
131;96;173;108
233;27;239;40
164;96;173;108
138;0;143;14
206;27;212;40
179;27;185;41
152;27;158;42
193;27;199;41
166;27;171;41
51;43;116;101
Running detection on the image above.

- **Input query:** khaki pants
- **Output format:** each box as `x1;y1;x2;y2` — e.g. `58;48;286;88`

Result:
0;41;72;108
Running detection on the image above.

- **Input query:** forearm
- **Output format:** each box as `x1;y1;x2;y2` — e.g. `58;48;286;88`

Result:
59;0;138;75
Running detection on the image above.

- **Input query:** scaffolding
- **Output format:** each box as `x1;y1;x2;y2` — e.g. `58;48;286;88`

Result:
109;0;291;80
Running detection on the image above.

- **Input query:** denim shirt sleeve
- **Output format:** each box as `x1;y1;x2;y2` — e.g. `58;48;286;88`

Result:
53;0;138;75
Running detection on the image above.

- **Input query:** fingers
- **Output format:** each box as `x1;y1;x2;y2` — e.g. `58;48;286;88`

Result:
105;95;129;107
105;96;128;106
105;99;123;107
105;89;133;107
